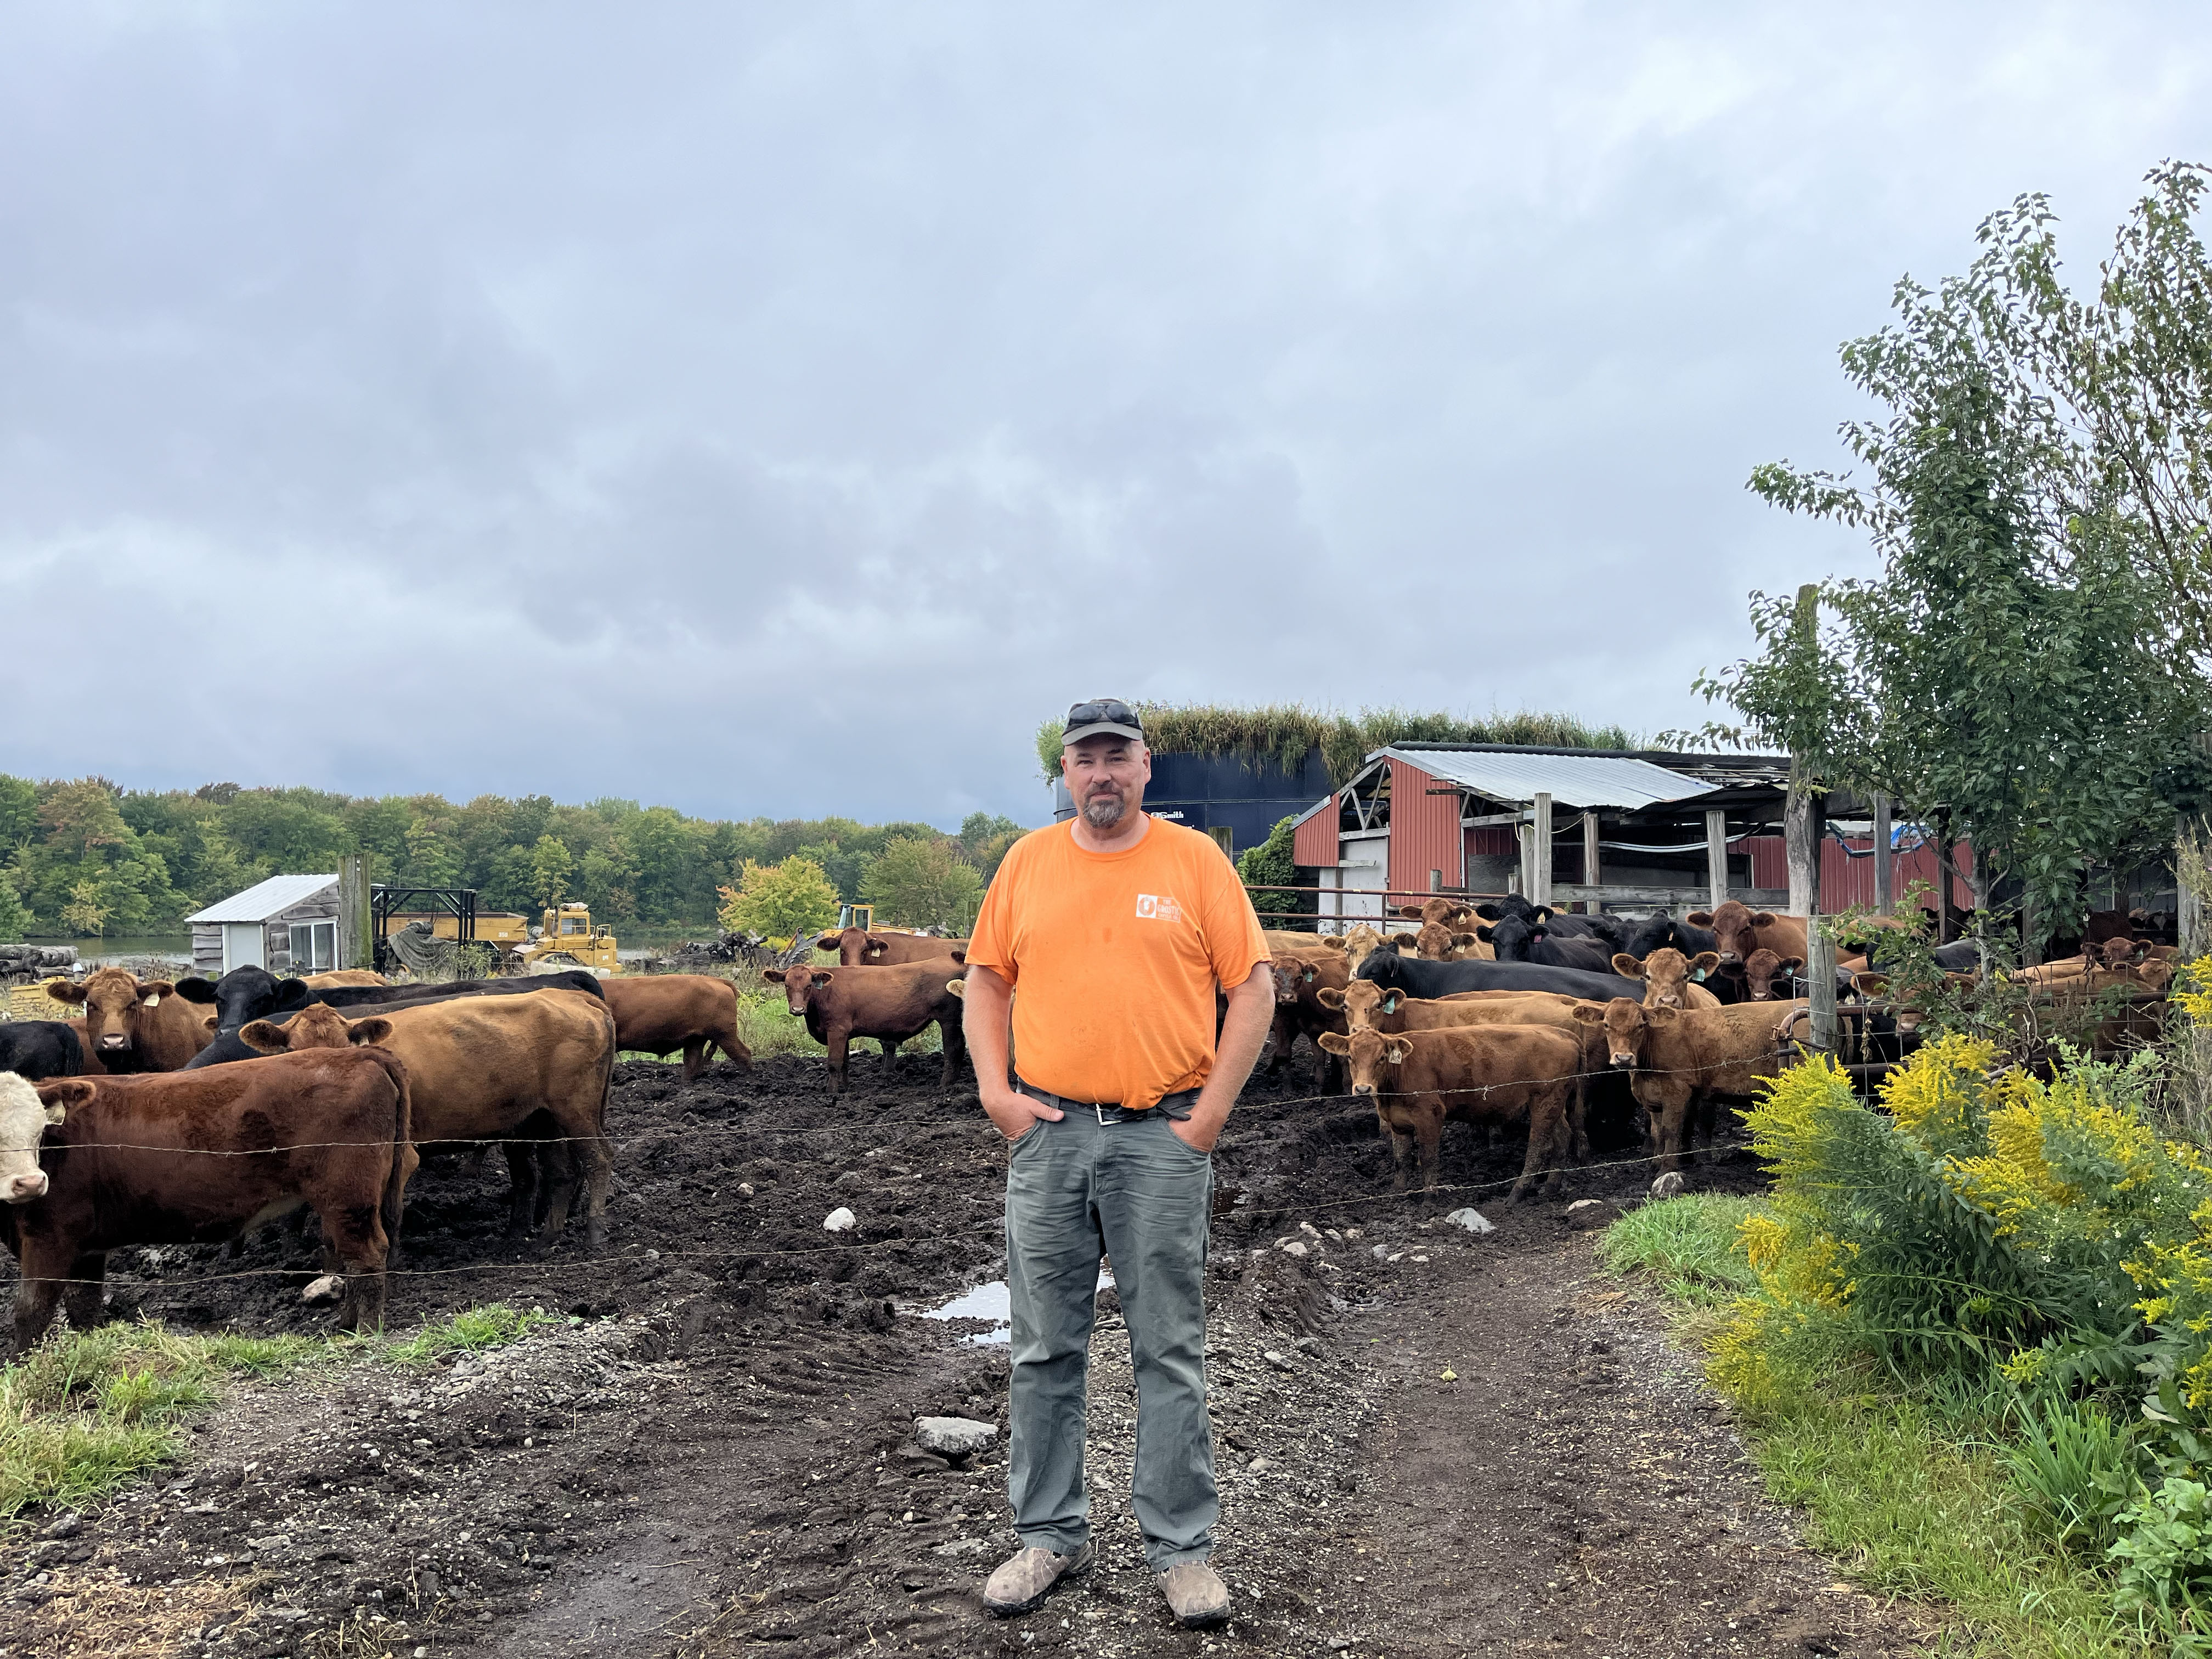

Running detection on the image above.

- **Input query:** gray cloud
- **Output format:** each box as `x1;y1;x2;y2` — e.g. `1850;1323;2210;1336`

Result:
3;3;2208;824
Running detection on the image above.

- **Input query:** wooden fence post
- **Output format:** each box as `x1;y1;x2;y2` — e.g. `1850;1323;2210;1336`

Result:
1871;791;1893;913
1807;918;1838;1056
1705;809;1729;911
337;855;371;971
2181;733;2212;959
1531;793;1554;908
1786;753;1819;918
1582;811;1602;912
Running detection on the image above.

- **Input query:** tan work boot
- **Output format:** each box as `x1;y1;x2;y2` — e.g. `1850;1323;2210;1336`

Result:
981;1541;1094;1616
1156;1560;1231;1627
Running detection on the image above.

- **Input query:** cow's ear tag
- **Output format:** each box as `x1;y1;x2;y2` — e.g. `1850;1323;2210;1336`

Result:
142;993;161;1007
44;1103;67;1125
1691;968;1707;981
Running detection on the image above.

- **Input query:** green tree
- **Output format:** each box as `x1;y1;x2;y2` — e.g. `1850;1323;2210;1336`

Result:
0;867;30;943
578;836;640;921
1235;815;1305;922
0;775;37;853
718;856;840;940
402;810;464;887
860;837;986;932
1696;172;2212;942
527;834;574;910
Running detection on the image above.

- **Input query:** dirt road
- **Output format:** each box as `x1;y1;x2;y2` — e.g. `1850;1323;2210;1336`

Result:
4;1049;1928;1657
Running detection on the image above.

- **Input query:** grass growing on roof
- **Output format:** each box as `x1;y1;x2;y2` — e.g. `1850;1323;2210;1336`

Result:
2;1304;554;1523
1032;703;1640;783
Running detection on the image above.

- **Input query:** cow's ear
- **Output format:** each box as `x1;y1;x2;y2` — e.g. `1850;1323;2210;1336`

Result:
1474;903;1502;921
945;979;966;997
761;969;786;984
814;970;833;985
1690;951;1720;974
274;977;311;1005
1750;912;1778;927
1475;926;1494;943
1852;971;1890;996
139;980;176;1005
814;932;841;950
36;1077;93;1119
1647;1007;1679;1025
1379;989;1403;1014
1533;907;1554;924
1384;1038;1410;1064
949;949;967;963
43;980;87;1006
1316;1032;1350;1055
1297;963;1317;984
202;1015;218;1032
1570;1003;1605;1025
173;977;218;1005
1316;936;1346;951
1778;956;1805;975
1685;911;1713;928
348;1017;394;1046
1315;988;1345;1010
238;1021;291;1053
1611;953;1644;978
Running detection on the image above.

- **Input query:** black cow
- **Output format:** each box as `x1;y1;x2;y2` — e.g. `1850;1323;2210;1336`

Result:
0;1020;86;1081
1356;951;1635;1003
176;966;608;1069
1474;910;1618;974
1472;896;1628;949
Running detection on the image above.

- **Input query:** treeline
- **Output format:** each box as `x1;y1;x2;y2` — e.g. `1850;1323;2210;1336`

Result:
0;775;1026;939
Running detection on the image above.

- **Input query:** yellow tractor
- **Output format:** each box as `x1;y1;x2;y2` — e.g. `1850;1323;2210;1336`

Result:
514;903;623;974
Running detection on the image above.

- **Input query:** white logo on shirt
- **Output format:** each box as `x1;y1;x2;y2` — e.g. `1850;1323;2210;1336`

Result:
1136;894;1184;923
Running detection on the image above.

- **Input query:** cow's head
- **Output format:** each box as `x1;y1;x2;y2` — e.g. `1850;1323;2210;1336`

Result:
1316;979;1398;1031
1683;900;1770;966
1739;949;1804;1002
43;967;180;1063
1;1073;70;1204
1315;1026;1408;1098
761;964;830;1015
238;1005;394;1053
173;965;312;1036
1612;947;1719;1010
1475;911;1545;962
1261;960;1301;1005
1402;898;1475;928
1571;997;1671;1068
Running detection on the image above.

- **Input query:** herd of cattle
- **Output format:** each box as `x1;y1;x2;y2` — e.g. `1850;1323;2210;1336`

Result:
0;899;2185;1357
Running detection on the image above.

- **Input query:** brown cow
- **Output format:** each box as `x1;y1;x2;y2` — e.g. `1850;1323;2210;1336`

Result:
599;974;752;1081
303;969;387;988
1571;997;1803;1171
2;1051;413;1352
1314;1023;1581;1198
761;962;968;1093
1609;948;1722;1011
1398;898;1477;928
239;990;615;1249
1415;921;1488;962
1263;930;1345;957
1682;901;1804;967
814;928;969;967
1273;950;1353;1090
43;968;212;1071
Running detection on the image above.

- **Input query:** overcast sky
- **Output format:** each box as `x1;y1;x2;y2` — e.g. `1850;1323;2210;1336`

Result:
4;4;2208;827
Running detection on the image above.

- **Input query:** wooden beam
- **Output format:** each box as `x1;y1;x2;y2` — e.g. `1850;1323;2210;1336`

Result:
1705;809;1729;912
1582;811;1601;909
1807;920;1838;1056
1870;791;1893;913
1531;793;1554;907
337;855;371;972
1515;821;1534;898
1551;883;1790;909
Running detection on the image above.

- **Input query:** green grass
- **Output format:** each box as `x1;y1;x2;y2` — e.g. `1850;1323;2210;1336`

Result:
1604;1197;2142;1658
0;1304;551;1523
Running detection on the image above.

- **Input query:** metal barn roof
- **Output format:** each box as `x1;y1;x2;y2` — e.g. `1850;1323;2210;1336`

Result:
185;873;338;924
1375;747;1718;811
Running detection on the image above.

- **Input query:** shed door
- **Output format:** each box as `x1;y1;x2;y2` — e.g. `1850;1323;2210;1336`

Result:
1325;834;1387;933
223;922;265;973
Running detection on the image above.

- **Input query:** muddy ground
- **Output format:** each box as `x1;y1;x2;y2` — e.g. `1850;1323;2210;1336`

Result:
2;1045;1931;1658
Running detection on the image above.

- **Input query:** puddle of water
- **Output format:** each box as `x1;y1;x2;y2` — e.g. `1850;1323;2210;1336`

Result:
921;1270;1113;1345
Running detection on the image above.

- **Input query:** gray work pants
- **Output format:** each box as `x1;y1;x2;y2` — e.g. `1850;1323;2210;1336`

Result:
1003;1091;1217;1570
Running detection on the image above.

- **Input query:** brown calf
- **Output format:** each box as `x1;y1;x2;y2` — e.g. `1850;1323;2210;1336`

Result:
1272;950;1352;1091
1316;1023;1581;1199
1609;948;1721;1010
814;928;969;967
3;1051;413;1352
43;968;212;1071
239;990;616;1249
1398;898;1477;928
1571;997;1803;1171
1414;921;1488;961
599;974;752;1080
762;962;968;1093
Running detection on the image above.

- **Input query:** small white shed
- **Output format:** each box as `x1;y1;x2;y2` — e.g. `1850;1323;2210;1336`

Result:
186;874;342;978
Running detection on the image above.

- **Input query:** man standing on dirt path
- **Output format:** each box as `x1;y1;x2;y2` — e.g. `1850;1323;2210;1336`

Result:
962;698;1275;1631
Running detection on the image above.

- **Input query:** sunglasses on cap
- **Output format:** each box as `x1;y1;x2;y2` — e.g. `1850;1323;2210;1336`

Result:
1065;698;1142;731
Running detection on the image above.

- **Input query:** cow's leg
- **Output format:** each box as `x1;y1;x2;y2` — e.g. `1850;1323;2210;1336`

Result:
1262;1007;1297;1079
1513;1091;1570;1203
62;1252;107;1333
535;1141;585;1249
826;1029;850;1095
501;1142;541;1240
1386;1119;1415;1191
1653;1087;1691;1174
938;1015;967;1090
12;1245;69;1355
681;1037;708;1083
1417;1104;1446;1192
312;1199;391;1334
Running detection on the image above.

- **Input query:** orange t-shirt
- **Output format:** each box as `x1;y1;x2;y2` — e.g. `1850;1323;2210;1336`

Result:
965;817;1271;1111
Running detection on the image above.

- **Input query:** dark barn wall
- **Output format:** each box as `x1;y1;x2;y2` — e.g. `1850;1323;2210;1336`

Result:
1051;747;1335;856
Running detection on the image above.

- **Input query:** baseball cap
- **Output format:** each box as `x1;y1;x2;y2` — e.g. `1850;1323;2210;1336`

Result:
1062;697;1145;745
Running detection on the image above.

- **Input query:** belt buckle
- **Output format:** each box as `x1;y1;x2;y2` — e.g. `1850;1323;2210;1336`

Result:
1097;1102;1110;1126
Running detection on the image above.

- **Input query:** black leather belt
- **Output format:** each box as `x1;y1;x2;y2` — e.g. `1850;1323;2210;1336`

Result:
1015;1079;1200;1123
